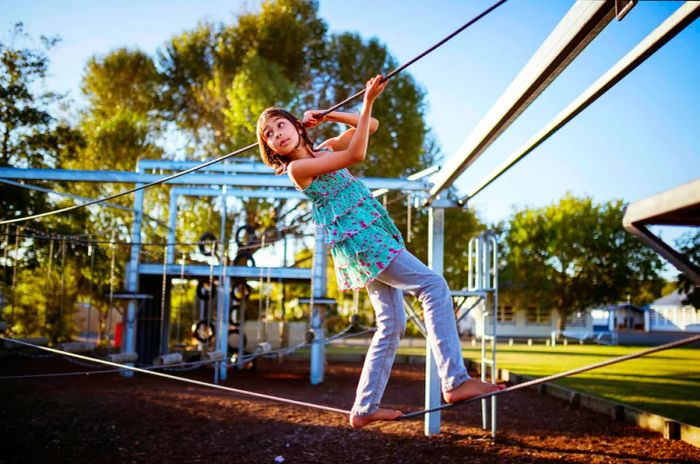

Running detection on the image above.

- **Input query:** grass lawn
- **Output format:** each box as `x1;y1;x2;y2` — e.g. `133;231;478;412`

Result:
319;342;700;427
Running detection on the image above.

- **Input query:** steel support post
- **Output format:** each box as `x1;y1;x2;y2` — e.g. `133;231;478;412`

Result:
425;205;445;435
217;192;230;381
122;185;144;378
310;226;327;385
167;191;177;263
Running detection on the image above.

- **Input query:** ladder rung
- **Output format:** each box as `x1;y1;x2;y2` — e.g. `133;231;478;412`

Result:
482;334;496;340
481;359;495;365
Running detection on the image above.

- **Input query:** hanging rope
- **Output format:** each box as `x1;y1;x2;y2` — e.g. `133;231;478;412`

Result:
85;238;96;342
257;235;267;344
177;251;186;345
59;239;66;339
0;0;508;226
406;193;413;243
0;337;350;416
106;231;116;350
159;243;169;356
397;334;700;420
10;226;21;331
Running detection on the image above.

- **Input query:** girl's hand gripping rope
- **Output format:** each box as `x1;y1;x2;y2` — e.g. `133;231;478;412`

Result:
363;75;388;105
302;110;325;128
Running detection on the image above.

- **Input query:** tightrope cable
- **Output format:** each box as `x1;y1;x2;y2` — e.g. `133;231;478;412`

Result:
398;334;700;420
0;337;350;415
0;0;508;226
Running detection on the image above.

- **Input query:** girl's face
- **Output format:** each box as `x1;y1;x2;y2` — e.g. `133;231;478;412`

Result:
262;116;301;155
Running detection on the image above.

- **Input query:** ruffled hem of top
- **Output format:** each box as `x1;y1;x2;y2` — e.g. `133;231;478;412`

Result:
334;246;405;292
330;219;404;265
325;212;392;246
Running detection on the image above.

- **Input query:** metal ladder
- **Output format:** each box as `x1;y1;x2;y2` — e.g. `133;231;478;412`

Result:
468;231;499;438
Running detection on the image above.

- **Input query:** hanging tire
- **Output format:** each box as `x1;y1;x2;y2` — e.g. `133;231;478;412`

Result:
233;252;255;267
227;328;247;353
196;279;217;301
198;232;218;256
231;282;252;301
229;300;241;325
192;320;215;342
235;225;257;248
305;330;315;344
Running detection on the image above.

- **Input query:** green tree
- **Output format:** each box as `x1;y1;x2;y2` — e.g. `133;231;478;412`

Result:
223;53;298;147
67;47;165;242
0;23;84;219
500;193;666;333
675;231;700;309
158;0;326;156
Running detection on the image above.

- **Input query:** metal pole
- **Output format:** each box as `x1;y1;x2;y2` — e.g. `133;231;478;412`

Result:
310;226;327;385
479;237;488;430
217;192;230;381
490;235;498;438
123;180;144;378
425;205;445;436
167;191;177;263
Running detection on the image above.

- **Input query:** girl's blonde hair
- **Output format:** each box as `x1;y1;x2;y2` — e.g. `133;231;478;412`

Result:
256;108;314;169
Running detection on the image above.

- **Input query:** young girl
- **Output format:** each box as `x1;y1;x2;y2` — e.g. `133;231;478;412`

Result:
257;75;503;428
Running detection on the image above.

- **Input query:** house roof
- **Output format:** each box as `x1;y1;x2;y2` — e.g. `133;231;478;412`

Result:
651;289;688;307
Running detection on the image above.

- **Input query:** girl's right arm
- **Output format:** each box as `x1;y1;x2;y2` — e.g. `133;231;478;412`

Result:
288;75;387;184
304;111;379;134
303;111;378;153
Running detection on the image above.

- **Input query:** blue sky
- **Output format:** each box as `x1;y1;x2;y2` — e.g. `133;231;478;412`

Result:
4;1;699;259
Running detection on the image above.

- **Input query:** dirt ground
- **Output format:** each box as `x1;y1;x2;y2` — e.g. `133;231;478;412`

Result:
1;354;699;464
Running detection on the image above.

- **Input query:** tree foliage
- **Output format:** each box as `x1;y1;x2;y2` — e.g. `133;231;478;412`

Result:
500;193;666;331
0;23;84;219
675;231;700;309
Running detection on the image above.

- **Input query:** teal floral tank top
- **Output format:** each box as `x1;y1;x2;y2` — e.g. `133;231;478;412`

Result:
299;152;405;291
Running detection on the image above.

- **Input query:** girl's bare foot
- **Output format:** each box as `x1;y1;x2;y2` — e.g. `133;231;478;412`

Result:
349;408;403;429
443;378;506;404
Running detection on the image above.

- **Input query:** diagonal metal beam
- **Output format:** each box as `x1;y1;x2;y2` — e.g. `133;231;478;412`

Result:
427;0;617;202
463;1;700;202
623;177;700;285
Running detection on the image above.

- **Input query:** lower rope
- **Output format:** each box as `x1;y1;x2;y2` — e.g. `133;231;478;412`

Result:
398;334;700;420
0;337;350;416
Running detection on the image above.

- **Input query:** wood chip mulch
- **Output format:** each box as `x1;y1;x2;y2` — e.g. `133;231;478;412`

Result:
1;356;698;463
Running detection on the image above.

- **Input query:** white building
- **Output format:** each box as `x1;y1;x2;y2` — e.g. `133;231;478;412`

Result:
459;289;700;341
458;299;595;340
646;290;700;333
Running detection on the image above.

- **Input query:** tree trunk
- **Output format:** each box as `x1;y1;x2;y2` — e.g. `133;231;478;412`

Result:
556;309;567;339
1;125;11;165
